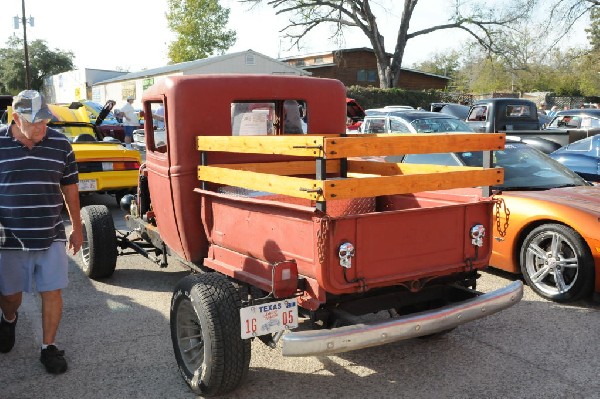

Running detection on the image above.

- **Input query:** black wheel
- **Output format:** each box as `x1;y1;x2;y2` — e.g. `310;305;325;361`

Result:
114;190;127;207
80;205;117;279
171;273;251;396
520;224;594;302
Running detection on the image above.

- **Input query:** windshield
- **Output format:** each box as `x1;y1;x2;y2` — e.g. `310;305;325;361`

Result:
409;117;473;133
457;143;589;190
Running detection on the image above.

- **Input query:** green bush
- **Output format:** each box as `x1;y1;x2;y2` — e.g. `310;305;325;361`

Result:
346;86;471;110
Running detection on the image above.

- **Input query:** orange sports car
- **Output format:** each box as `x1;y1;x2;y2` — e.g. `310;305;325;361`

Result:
390;140;600;302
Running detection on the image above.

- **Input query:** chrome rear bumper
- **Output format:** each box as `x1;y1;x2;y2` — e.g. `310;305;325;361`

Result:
282;281;523;357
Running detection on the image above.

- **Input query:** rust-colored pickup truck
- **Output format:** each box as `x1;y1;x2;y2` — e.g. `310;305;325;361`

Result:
80;74;522;396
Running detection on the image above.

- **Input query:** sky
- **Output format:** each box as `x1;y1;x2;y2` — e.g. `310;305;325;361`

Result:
0;0;591;73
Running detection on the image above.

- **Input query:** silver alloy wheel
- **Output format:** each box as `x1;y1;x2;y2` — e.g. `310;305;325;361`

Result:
175;299;204;374
524;230;579;297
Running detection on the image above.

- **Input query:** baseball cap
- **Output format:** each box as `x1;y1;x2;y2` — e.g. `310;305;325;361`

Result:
126;95;135;101
12;90;53;123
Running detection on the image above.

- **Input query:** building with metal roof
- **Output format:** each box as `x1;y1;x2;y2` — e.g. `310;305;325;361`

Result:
44;50;309;107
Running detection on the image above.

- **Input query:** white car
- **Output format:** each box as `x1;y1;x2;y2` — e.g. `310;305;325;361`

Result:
360;109;474;134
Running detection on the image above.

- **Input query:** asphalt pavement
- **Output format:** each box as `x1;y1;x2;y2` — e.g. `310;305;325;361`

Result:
1;193;599;399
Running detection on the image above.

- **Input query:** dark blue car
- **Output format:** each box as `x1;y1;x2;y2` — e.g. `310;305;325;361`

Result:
549;135;600;182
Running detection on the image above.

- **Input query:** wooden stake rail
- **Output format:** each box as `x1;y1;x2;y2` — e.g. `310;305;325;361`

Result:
197;133;505;203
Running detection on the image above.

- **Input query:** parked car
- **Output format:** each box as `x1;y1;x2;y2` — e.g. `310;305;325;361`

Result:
3;102;141;204
360;109;473;133
549;135;600;183
384;139;600;302
82;100;126;142
346;98;366;132
546;109;600;130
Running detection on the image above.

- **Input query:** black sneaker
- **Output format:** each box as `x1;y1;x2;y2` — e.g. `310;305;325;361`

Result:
0;312;18;353
40;345;68;374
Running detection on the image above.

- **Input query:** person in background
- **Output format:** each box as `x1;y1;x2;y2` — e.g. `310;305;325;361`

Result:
283;100;304;134
152;104;165;129
547;105;559;118
115;96;138;148
0;90;82;374
538;101;547;114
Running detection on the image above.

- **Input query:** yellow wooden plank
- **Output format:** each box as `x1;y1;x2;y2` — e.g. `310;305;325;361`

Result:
321;168;504;200
198;166;323;200
211;160;341;175
197;135;326;157
323;133;505;158
347;160;474;176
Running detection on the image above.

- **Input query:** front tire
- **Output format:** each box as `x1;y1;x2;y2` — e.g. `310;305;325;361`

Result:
80;205;117;279
170;273;251;396
520;224;594;302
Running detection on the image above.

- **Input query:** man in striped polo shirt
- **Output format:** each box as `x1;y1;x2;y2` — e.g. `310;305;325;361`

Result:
0;90;83;374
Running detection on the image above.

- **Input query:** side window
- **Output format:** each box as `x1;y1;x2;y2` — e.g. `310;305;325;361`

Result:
567;116;582;128
363;118;386;133
590;118;600;128
580;117;592;128
389;119;410;133
403;153;460;166
146;100;167;154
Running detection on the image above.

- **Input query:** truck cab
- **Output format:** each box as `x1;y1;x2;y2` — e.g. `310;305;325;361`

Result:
466;98;600;153
466;98;540;133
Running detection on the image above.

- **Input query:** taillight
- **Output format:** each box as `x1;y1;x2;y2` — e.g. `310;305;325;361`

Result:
104;161;140;171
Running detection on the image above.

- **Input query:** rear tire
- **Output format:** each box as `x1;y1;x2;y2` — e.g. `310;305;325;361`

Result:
80;205;117;279
170;273;251;396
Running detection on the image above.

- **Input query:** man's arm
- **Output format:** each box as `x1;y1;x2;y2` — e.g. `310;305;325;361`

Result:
61;183;83;255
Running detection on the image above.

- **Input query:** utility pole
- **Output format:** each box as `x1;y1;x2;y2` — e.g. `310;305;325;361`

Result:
13;0;34;89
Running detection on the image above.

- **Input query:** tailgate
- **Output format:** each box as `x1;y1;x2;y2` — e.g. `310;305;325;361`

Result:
319;198;494;294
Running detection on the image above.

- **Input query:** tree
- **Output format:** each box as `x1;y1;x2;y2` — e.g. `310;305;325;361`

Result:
166;0;237;63
586;5;600;50
0;37;73;94
411;50;462;79
244;0;535;88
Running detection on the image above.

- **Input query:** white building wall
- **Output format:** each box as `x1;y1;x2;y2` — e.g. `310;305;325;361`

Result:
44;68;127;103
94;73;180;108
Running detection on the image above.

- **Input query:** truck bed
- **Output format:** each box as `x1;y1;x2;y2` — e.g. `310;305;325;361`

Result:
191;132;504;310
197;188;494;310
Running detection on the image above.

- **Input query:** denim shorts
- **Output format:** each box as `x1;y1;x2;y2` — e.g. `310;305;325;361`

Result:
124;125;136;138
0;241;69;295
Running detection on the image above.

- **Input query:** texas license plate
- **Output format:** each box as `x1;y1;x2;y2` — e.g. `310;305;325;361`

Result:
78;179;97;192
240;298;298;339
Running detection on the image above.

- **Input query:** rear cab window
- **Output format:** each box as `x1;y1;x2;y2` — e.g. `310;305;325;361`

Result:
231;100;307;135
467;105;488;122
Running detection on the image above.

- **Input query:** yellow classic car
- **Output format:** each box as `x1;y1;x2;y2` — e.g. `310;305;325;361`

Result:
4;102;141;204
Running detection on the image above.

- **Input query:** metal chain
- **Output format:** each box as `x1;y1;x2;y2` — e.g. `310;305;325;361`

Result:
493;196;510;238
316;216;330;264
